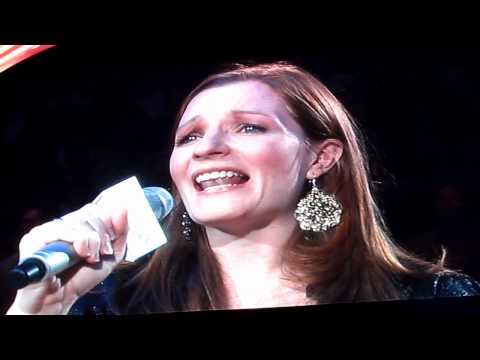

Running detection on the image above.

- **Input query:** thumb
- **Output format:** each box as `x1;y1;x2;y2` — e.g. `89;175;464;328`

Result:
110;208;128;257
111;207;128;238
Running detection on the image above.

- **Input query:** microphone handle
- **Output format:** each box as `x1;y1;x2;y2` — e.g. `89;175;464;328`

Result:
8;241;82;289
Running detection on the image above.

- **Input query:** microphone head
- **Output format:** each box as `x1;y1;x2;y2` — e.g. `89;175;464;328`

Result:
143;187;174;221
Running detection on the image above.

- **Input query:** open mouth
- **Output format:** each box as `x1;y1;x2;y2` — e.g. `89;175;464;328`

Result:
193;170;250;192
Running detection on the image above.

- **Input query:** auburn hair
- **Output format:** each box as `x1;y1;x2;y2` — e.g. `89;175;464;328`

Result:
115;62;446;313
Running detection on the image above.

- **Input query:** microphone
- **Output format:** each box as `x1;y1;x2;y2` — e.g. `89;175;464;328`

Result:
8;186;174;290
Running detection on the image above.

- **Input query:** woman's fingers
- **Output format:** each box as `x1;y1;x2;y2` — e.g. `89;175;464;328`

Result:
70;225;102;264
102;207;128;259
10;203;129;315
18;203;120;264
80;203;116;256
18;202;129;273
63;203;116;259
19;220;84;261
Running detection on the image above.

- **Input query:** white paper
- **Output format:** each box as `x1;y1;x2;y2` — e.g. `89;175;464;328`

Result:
92;176;168;262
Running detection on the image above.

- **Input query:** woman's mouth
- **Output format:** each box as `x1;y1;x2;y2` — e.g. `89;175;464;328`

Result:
193;170;250;192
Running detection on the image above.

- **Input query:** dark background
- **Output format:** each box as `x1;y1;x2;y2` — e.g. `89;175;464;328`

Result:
1;46;479;312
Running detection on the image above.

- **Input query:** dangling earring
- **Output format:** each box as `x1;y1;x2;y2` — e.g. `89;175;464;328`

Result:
181;211;193;242
295;178;343;232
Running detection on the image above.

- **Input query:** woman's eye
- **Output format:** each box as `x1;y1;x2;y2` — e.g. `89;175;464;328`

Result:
175;133;199;145
175;124;265;145
239;124;266;134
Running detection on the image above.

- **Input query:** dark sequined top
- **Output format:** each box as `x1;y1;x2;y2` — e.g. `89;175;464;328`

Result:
68;272;480;315
405;272;480;298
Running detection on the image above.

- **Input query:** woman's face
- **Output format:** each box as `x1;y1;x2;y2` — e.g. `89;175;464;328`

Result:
170;80;316;232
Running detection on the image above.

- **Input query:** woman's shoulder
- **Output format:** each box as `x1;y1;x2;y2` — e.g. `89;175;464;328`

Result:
406;271;480;299
433;272;480;297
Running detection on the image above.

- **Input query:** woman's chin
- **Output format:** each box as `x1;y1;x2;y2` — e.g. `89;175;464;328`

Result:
191;208;254;229
194;212;246;225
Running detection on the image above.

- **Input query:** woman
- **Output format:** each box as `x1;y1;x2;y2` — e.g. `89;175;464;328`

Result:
7;62;480;315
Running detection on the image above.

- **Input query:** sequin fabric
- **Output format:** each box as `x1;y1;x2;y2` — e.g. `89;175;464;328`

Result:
433;273;480;297
68;276;117;315
68;272;480;314
403;272;480;299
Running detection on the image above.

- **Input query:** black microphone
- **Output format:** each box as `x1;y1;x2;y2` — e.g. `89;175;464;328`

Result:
8;187;174;290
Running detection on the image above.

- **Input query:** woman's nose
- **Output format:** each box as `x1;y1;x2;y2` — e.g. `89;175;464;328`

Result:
193;131;230;160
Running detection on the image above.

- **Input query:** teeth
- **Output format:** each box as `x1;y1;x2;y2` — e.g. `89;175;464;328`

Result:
195;170;245;183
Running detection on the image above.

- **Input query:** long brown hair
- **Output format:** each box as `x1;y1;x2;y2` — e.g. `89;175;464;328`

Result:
116;62;447;313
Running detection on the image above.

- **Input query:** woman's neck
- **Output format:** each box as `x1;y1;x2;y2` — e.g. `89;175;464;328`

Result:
205;215;311;309
206;214;298;272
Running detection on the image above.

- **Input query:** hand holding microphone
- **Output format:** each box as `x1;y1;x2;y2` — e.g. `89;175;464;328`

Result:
6;183;173;315
7;203;129;315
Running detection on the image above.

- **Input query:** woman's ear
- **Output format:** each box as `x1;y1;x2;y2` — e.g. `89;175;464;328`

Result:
306;139;343;179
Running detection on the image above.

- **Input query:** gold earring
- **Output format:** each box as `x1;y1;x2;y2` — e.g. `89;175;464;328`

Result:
294;178;343;232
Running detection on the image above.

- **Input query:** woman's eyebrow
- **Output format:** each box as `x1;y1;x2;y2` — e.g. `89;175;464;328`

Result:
231;110;274;119
177;115;201;132
177;110;275;132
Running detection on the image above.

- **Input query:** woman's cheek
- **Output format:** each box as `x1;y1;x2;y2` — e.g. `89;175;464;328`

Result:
240;136;302;171
169;150;189;187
